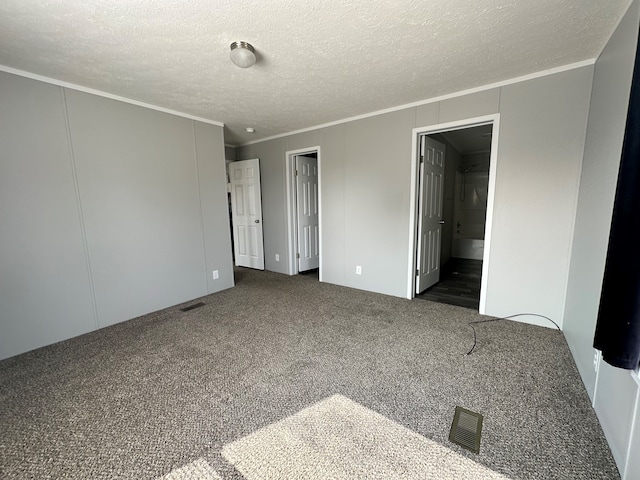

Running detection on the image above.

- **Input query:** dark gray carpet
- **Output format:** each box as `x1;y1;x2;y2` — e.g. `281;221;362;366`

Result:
221;394;512;479
0;268;618;479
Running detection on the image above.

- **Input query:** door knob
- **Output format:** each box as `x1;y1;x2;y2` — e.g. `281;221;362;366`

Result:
255;219;260;223
439;220;445;224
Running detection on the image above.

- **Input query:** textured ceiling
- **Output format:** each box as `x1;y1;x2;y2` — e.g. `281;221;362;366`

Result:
0;1;631;145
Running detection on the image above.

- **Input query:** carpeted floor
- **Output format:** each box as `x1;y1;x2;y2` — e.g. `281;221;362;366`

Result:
0;268;619;479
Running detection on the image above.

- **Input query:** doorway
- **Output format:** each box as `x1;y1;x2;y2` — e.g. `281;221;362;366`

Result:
286;147;322;279
229;158;265;270
408;115;499;313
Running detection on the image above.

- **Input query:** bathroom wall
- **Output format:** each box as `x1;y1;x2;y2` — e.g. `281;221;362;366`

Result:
453;152;490;259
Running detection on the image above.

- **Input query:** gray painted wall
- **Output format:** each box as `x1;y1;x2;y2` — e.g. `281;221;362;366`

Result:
342;109;415;296
486;70;591;326
563;1;640;477
224;145;237;161
238;139;290;274
238;67;593;326
0;73;97;358
0;72;233;360
2;13;637;472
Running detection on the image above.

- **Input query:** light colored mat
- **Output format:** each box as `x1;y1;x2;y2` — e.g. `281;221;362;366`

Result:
222;394;510;480
159;458;221;480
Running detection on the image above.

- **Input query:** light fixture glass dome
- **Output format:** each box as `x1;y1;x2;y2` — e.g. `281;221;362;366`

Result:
230;41;256;68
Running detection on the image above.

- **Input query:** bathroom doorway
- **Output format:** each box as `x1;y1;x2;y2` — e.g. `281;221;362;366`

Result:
409;118;497;312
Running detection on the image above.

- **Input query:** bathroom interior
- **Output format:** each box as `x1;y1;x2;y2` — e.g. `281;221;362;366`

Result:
418;124;492;309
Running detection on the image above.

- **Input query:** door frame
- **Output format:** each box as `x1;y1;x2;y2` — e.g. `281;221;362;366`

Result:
407;114;500;314
229;157;265;270
415;135;446;294
285;146;322;278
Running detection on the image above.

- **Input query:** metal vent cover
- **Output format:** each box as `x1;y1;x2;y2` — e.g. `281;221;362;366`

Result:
449;406;483;454
180;302;205;312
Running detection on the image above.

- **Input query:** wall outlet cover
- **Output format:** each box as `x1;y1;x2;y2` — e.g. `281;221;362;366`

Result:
213;270;219;280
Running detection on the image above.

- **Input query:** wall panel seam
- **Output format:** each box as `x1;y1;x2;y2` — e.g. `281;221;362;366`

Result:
559;67;596;331
191;121;210;294
622;387;639;479
60;87;99;330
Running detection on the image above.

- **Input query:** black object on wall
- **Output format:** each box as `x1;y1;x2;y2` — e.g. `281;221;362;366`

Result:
594;27;640;371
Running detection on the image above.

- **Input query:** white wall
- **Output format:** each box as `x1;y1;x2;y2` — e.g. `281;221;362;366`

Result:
563;1;640;477
454;152;489;242
0;72;233;360
238;67;593;327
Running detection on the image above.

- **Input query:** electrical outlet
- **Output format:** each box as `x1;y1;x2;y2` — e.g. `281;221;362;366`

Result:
275;254;279;261
593;350;600;373
356;265;362;275
212;270;219;280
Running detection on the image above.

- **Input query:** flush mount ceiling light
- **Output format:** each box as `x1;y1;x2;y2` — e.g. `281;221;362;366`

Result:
245;127;255;133
230;41;256;68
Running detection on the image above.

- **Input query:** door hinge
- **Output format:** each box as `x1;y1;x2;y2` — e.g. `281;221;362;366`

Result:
297;253;300;259
295;170;298;176
420;155;424;164
416;269;419;276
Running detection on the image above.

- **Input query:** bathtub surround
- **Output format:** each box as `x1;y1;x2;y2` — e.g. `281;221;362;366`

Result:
453;152;490;261
453;239;485;261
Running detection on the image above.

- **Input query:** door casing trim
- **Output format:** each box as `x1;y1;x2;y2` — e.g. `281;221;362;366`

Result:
285;146;322;278
407;114;500;315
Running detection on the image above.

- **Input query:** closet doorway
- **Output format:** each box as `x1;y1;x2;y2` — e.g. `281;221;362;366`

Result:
285;147;322;279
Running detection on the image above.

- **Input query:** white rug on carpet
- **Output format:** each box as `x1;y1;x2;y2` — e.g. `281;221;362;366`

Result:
159;458;222;480
222;394;509;479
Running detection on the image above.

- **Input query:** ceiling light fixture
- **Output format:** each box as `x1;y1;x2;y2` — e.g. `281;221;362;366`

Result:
230;41;256;68
245;127;255;133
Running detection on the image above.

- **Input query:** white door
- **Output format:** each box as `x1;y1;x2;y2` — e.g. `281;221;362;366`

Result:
229;158;265;270
296;155;319;272
416;136;445;294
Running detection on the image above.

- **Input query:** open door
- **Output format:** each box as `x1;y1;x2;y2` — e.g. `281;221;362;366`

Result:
416;136;445;294
296;155;319;272
229;158;265;270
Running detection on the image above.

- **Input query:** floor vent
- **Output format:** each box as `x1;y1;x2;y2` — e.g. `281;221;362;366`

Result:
180;302;205;312
449;406;483;454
